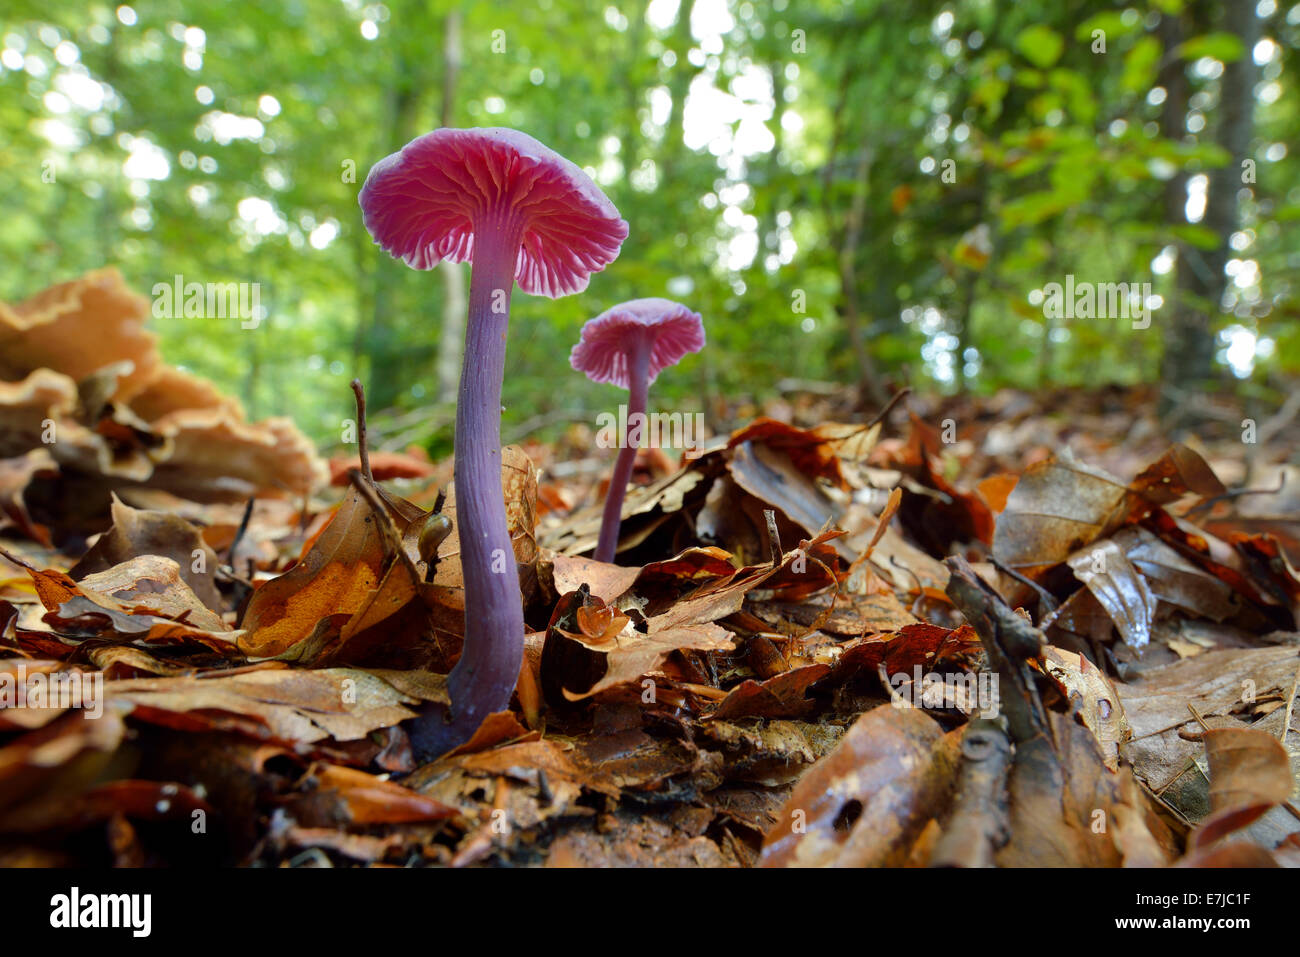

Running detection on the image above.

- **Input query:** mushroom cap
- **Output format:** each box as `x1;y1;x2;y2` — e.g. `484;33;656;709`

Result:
570;298;705;388
358;128;628;298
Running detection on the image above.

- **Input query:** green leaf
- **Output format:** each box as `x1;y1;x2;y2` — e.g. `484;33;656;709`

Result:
1122;35;1162;93
1177;33;1246;63
1172;224;1223;250
1075;13;1137;43
1016;25;1065;69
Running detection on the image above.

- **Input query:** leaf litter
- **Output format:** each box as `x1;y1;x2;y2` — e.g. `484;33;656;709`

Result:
2;277;1299;867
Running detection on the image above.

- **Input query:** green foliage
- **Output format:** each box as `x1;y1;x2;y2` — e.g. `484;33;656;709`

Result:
0;0;1293;452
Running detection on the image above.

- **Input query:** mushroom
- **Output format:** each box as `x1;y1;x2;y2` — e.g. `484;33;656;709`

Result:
359;128;627;745
570;298;704;563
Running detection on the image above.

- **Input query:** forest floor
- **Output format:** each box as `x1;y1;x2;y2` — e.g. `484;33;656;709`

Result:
2;374;1299;867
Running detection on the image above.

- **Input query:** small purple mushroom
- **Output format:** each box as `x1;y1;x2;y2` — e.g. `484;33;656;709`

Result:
360;128;627;745
570;298;704;563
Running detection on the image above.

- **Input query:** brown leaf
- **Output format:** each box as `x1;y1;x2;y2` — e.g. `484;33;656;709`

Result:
240;485;403;660
726;418;880;488
105;667;443;745
712;664;831;719
1128;444;1226;507
993;452;1129;574
759;705;957;867
1066;539;1158;648
74;555;227;633
430;445;539;612
1113;526;1240;622
286;763;458;825
70;496;222;612
1117;647;1300;794
1203;727;1293;813
0;450;56;546
1038;645;1131;770
546;553;641;602
996;711;1157;867
541;587;736;703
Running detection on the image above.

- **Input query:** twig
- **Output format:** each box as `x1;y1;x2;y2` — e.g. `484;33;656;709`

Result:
866;387;911;429
929;718;1012;868
991;556;1059;620
1185;472;1286;518
1258;389;1300;446
1281;659;1300;751
0;544;37;573
878;661;910;707
226;497;256;568
763;509;783;568
350;378;373;485
945;555;1049;745
847;486;901;584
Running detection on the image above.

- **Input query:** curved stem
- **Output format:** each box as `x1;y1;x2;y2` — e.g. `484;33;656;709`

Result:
594;338;651;563
444;215;526;744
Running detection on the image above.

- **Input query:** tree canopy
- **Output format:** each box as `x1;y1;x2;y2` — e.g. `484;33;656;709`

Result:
1;0;1294;449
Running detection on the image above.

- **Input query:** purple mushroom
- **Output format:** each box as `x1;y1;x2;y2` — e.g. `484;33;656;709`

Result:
570;298;704;563
360;128;627;745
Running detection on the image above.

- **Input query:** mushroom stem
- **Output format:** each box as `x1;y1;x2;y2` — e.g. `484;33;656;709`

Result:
445;218;526;739
594;337;651;563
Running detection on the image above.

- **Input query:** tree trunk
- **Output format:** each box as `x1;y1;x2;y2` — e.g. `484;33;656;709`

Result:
1160;4;1259;409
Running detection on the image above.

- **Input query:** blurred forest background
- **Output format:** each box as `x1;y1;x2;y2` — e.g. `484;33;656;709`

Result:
1;0;1296;453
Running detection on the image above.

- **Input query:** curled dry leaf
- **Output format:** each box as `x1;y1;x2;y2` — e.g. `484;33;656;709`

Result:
1184;727;1294;851
1127;444;1226;507
711;664;831;720
69;495;222;612
1038;645;1132;770
541;586;736;704
0;369;163;482
1112;526;1239;622
72;554;228;633
1066;539;1157;649
0;449;56;546
240;481;440;662
544;552;642;603
0;268;160;401
726;418;880;488
285;763;458;826
543;459;712;558
996;711;1164;867
147;410;327;502
760;705;958;867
